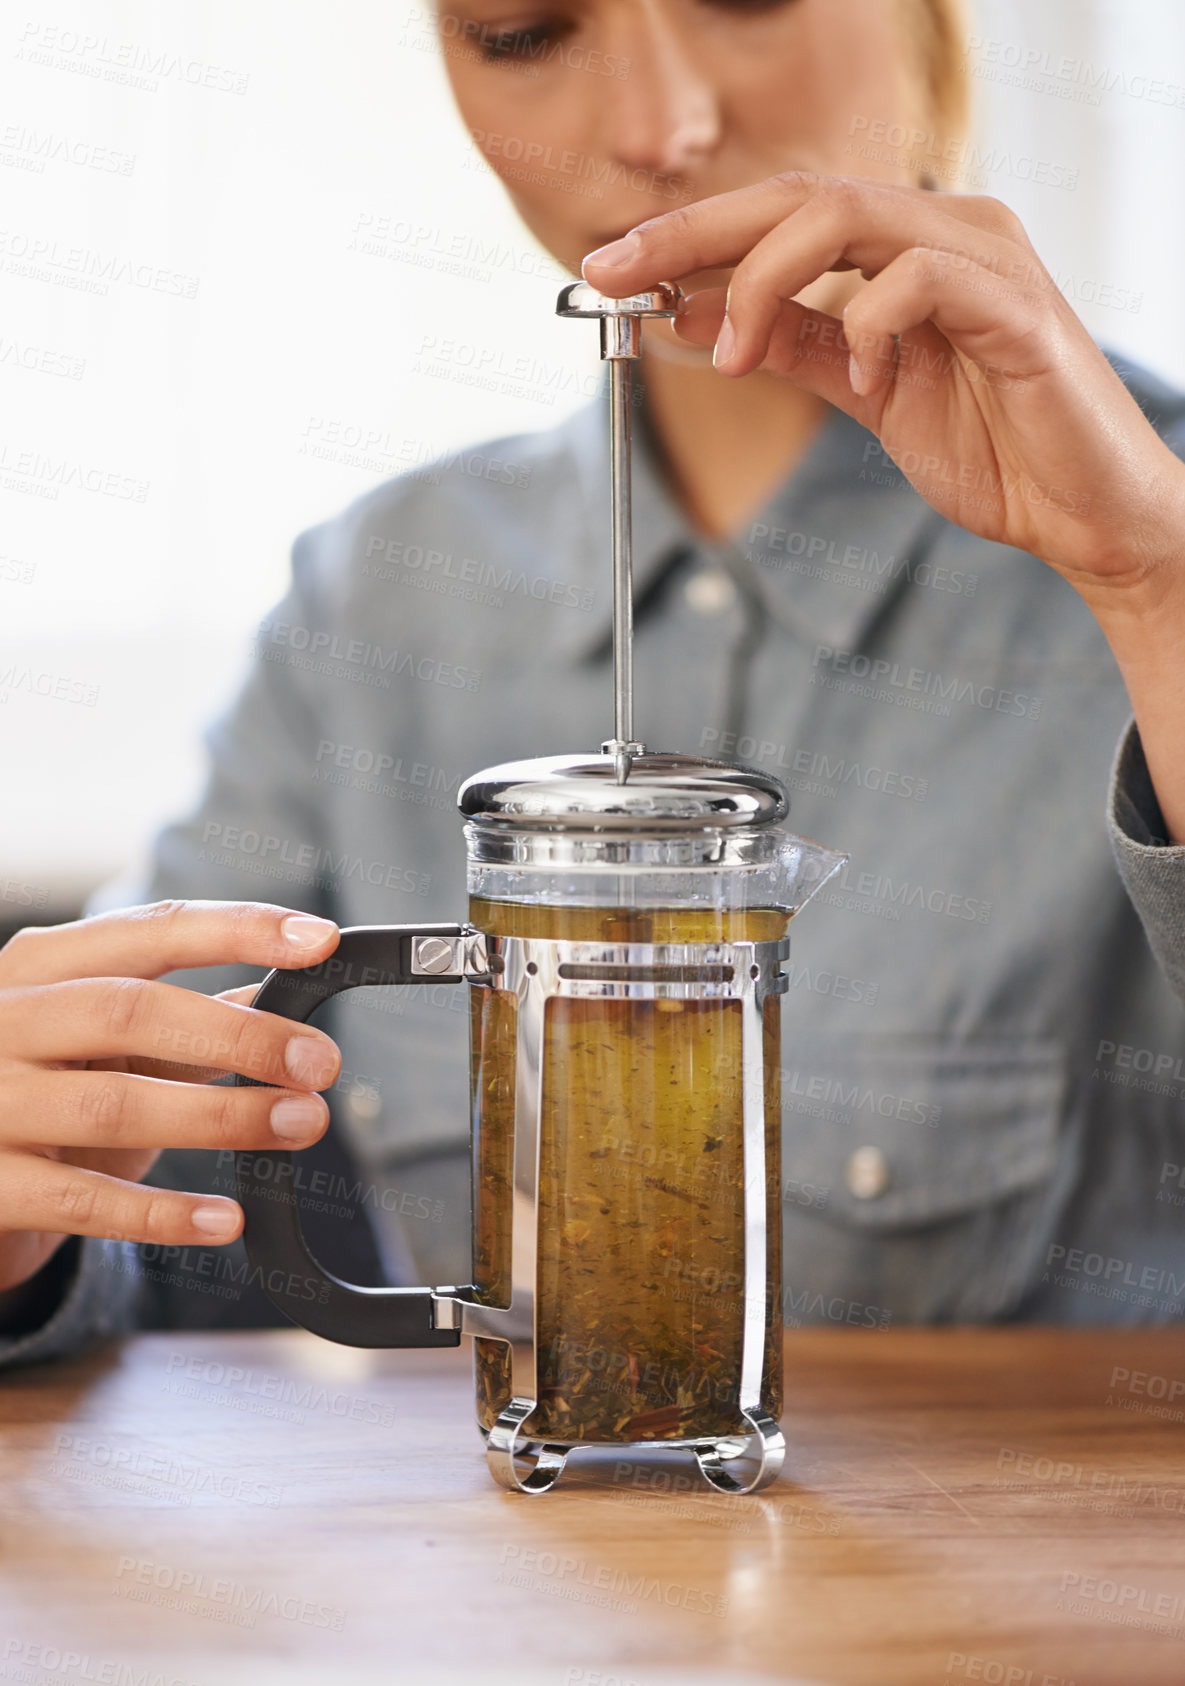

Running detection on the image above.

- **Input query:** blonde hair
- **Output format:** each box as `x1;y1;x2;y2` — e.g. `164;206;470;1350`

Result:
900;0;970;144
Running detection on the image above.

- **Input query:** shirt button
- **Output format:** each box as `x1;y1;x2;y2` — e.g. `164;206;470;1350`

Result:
845;1145;890;1200
684;568;738;616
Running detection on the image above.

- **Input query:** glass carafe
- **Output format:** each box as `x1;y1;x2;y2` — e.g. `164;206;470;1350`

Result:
234;750;845;1494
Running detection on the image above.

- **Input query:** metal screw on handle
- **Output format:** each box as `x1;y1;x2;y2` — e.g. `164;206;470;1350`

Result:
557;281;684;783
414;935;459;974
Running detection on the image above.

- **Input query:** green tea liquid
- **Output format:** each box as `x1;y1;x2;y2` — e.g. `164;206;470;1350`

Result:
469;898;786;1444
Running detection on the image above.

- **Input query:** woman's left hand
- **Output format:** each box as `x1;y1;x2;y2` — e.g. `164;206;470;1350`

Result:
582;173;1185;616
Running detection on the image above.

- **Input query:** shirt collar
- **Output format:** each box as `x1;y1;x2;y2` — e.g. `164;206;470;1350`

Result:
556;362;947;663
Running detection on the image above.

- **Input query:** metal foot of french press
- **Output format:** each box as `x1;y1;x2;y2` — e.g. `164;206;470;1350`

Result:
695;1409;786;1496
486;1401;571;1496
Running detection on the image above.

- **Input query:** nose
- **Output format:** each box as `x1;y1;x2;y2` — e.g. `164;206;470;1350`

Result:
600;1;721;179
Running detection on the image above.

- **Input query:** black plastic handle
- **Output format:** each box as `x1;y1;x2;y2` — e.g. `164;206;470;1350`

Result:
234;924;465;1348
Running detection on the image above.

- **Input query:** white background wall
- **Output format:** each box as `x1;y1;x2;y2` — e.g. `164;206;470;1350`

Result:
3;0;1184;906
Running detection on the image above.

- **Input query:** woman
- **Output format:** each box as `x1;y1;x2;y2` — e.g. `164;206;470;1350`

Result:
3;0;1184;1360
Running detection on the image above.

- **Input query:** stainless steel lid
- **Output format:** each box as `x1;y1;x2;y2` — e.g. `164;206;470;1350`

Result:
458;751;787;831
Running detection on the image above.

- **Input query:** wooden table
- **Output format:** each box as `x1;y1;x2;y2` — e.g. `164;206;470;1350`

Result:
2;1328;1184;1686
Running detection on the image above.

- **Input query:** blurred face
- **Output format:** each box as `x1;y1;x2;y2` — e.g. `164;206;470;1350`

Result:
437;0;925;291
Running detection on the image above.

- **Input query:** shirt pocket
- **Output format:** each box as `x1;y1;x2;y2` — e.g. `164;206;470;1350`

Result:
779;1034;1067;1322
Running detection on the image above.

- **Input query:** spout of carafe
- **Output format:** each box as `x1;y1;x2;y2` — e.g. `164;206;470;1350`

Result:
776;834;848;916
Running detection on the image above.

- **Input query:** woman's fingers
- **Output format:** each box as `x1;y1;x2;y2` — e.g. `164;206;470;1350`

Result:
0;899;339;988
585;172;838;285
673;287;884;424
584;172;1036;295
840;247;1046;390
0;1069;329;1152
0;976;340;1088
115;984;265;1083
583;173;1050;378
713;189;1013;376
0;1156;245;1247
675;250;1044;418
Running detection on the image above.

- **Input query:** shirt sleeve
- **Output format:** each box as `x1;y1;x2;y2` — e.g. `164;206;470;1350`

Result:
0;1238;142;1372
1107;717;1185;1003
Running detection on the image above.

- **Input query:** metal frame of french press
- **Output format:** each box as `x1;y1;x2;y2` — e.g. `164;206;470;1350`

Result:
426;921;789;1496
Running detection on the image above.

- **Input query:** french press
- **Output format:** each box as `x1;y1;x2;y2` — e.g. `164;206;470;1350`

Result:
235;283;846;1495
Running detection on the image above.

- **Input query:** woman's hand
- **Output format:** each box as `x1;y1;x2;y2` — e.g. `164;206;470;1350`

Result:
582;172;1185;614
0;900;342;1299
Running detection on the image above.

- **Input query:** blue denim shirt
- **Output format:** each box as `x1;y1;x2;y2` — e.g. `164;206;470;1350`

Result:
5;354;1185;1366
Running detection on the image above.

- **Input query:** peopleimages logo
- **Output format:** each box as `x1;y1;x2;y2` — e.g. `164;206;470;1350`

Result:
820;860;992;926
783;1067;942;1126
846;114;1080;191
811;644;1042;723
699;727;930;802
362;535;594;611
859;437;1094;512
255;619;482;692
113;1557;345;1629
965;34;1185;111
0;440;149;501
198;819;429;898
496;1544;728;1616
746;520;978;598
0;230;199;298
1057;1569;1185;1629
15;24;251;95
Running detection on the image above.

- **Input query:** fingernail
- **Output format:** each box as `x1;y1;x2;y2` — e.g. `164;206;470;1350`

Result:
270;1095;326;1144
285;1035;337;1088
849;353;871;395
712;316;736;371
583;231;640;271
281;914;337;950
191;1204;240;1240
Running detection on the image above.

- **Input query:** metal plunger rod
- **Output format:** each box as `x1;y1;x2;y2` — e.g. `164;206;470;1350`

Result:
609;356;634;749
555;281;683;781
